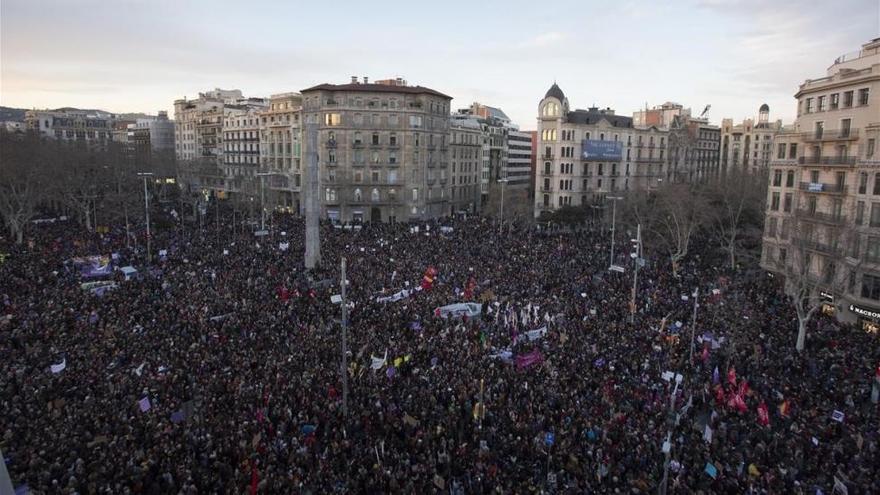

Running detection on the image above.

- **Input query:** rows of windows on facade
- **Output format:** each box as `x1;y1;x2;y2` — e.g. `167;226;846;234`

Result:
802;88;870;115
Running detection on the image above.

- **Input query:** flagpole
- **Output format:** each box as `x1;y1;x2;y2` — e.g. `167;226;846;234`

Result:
689;288;699;366
478;378;485;430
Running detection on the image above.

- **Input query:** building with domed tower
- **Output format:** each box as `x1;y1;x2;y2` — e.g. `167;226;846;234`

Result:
535;82;668;218
720;103;784;174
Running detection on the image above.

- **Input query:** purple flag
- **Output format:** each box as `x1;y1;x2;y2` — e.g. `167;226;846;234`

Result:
594;358;606;368
516;349;544;370
712;366;720;384
170;411;185;423
138;396;151;412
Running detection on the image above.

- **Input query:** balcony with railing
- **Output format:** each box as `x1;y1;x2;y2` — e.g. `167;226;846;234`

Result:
795;208;846;224
801;240;839;255
802;129;859;141
798;182;847;194
542;153;555;160
798;156;856;166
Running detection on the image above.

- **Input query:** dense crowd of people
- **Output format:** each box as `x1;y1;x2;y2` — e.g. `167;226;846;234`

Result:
1;210;878;494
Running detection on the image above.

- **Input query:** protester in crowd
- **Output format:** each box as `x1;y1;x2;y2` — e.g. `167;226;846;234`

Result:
1;212;877;494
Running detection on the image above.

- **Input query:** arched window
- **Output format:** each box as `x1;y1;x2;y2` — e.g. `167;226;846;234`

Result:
354;188;362;202
389;188;397;201
371;188;380;202
544;162;551;174
542;102;559;117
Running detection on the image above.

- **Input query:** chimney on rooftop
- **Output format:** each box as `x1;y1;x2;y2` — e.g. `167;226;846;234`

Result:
364;76;369;84
351;76;358;84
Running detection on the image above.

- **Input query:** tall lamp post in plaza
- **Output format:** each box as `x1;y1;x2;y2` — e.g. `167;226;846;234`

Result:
630;223;642;324
688;288;700;365
340;257;349;420
498;177;509;234
607;196;624;269
137;172;154;262
255;172;274;231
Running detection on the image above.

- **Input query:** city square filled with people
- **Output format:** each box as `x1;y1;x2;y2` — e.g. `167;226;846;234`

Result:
1;212;878;494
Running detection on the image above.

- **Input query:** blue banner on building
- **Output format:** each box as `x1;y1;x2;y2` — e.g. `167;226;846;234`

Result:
582;140;622;161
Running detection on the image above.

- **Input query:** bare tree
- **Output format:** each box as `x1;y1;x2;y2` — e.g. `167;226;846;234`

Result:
0;132;46;243
647;184;707;276
767;212;860;352
704;168;767;269
52;142;103;231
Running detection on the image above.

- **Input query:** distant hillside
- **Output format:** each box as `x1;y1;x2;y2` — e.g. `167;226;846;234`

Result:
0;106;27;122
0;106;153;122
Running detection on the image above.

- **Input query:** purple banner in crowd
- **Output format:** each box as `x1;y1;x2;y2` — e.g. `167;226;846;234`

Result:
516;349;544;370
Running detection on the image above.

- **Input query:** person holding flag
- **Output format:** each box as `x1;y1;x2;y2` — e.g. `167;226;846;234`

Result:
421;266;438;291
757;401;770;427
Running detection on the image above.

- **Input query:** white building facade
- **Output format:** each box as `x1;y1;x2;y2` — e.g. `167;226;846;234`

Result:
536;83;667;217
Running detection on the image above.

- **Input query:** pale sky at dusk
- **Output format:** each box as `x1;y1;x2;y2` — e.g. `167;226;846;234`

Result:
1;0;877;130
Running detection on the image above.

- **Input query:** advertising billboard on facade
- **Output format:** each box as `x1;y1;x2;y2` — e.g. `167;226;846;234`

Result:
582;140;623;161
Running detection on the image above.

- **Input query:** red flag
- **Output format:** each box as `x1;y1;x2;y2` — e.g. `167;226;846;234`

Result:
464;277;476;300
738;380;750;397
727;390;747;412
757;401;770;426
713;385;725;404
250;460;258;495
421;267;438;291
727;366;737;386
701;344;709;362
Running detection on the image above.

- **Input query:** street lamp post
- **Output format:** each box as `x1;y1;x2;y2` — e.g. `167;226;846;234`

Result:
340;257;349;421
137;172;154;263
498;178;509;234
630;223;642;324
256;172;274;232
689;288;699;365
607;196;623;269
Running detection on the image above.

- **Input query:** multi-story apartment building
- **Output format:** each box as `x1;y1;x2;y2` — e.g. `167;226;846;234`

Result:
633;101;720;183
174;89;273;197
507;130;533;192
721;104;784;174
452;103;533;219
449;114;483;214
633;101;688;128
301;77;452;223
761;38;880;329
259;93;303;212
536;83;667;217
529;130;538;202
130;111;175;154
221;101;267;198
668;115;721;183
174;89;243;162
24;108;114;146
